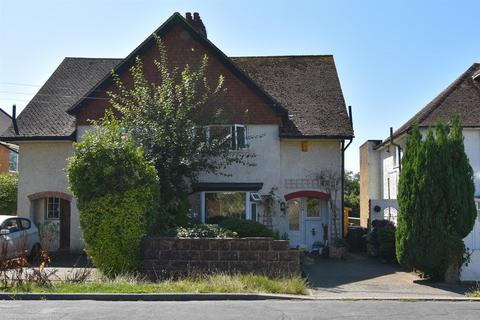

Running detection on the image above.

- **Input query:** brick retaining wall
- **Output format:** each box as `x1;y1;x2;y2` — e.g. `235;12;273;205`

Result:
141;237;299;279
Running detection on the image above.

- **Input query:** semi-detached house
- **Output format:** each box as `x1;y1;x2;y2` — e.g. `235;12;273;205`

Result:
0;12;354;253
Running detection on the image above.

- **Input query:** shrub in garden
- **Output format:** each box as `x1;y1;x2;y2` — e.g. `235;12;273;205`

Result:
0;173;17;215
397;117;477;280
365;220;396;260
218;217;279;239
172;224;237;238
67;119;159;276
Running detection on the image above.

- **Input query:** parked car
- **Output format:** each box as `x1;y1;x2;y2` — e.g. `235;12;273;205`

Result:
0;215;41;262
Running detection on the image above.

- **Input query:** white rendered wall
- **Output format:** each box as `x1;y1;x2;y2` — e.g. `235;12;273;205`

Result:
16;141;83;252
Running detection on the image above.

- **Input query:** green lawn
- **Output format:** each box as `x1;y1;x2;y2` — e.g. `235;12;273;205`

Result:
2;274;309;295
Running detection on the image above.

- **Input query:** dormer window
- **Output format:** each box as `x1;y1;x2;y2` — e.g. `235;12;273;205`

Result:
206;125;247;150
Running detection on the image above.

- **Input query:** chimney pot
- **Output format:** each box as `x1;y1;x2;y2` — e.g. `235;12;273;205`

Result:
185;12;192;21
193;12;200;21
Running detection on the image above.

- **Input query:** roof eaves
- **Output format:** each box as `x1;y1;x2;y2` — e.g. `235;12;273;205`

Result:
0;134;75;143
280;133;354;140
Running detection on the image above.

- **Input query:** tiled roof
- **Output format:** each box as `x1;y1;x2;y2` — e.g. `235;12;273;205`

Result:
386;63;480;143
0;58;121;140
232;55;353;138
0;56;353;141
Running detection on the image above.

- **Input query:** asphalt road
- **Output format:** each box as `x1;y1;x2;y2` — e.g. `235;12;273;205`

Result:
1;300;480;320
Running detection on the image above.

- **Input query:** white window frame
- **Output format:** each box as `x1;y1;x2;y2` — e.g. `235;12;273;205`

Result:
200;191;254;222
205;124;248;150
46;197;60;220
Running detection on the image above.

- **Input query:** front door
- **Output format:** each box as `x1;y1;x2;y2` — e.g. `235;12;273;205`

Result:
304;198;323;251
59;199;70;251
287;197;328;251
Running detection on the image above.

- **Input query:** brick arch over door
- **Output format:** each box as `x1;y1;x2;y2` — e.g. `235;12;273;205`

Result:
284;190;330;201
27;191;73;202
27;191;72;251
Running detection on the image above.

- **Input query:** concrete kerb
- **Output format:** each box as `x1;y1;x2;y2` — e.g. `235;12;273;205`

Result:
0;292;479;301
0;292;314;301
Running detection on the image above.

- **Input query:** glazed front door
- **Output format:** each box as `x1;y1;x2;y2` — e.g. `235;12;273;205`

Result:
304;198;324;251
287;197;328;250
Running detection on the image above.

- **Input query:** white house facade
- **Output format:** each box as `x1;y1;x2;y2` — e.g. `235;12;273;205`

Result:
360;63;480;281
1;13;354;254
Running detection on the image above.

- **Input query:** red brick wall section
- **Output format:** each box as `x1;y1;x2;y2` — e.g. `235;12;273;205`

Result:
27;191;73;202
141;237;300;280
77;25;282;126
0;146;9;174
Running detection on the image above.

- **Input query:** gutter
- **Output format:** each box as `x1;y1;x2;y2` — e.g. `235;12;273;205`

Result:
341;106;354;238
389;127;402;173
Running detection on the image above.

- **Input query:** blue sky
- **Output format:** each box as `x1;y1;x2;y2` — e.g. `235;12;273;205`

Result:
1;0;479;171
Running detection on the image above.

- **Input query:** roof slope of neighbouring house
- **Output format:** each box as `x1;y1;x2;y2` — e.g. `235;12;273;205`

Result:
0;58;122;140
0;13;353;141
384;63;480;144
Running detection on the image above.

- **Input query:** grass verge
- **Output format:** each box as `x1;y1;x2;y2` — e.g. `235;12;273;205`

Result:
2;274;309;295
466;290;480;298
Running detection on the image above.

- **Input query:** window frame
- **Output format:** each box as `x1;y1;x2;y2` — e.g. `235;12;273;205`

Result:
205;124;248;151
200;191;255;222
45;197;61;220
8;150;18;173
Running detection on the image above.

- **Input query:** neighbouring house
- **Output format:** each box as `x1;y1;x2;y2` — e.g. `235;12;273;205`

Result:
360;63;480;281
0;12;353;253
0;108;18;174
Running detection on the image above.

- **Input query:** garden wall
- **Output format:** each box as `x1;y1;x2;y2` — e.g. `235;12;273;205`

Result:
141;237;299;279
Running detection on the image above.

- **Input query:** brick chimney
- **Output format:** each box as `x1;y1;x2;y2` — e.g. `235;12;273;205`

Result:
185;12;207;37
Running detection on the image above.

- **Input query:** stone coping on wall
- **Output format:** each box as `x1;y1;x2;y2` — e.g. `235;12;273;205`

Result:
141;237;299;279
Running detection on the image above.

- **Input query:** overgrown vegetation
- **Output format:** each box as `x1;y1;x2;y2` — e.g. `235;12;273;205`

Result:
3;273;308;295
106;36;252;232
0;173;18;215
344;171;360;218
67;120;159;276
396;117;477;280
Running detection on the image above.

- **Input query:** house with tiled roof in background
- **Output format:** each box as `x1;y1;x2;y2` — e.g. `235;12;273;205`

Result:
0;12;354;254
360;63;480;281
0;107;18;174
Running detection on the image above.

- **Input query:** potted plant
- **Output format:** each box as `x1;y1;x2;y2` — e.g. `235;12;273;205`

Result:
329;238;349;259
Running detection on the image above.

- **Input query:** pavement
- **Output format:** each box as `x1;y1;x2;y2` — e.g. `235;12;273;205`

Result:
303;254;474;299
1;300;480;320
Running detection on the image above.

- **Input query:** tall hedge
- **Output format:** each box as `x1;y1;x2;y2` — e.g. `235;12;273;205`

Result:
0;173;18;215
396;117;477;280
67;119;159;275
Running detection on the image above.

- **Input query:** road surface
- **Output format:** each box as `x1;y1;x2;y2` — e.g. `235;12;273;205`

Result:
1;300;479;319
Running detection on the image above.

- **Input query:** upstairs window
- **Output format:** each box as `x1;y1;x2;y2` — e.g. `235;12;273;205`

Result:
206;125;247;150
393;146;401;168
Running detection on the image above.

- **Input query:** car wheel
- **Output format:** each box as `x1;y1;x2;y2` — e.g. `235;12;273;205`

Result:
29;243;41;266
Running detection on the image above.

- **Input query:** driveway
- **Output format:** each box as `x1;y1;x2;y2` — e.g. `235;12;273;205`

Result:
303;254;472;299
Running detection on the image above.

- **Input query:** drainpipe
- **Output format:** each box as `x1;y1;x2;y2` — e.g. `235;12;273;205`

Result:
390;127;401;173
341;106;354;239
12;104;19;135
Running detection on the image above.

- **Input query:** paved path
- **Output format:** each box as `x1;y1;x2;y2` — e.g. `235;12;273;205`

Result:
303;254;472;299
1;300;479;319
